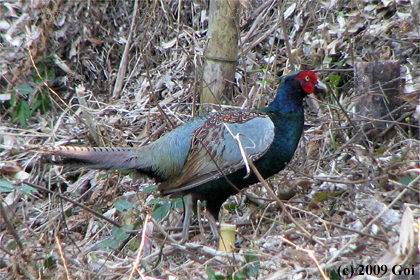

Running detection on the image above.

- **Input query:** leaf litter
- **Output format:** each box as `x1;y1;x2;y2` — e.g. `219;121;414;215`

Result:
0;0;419;279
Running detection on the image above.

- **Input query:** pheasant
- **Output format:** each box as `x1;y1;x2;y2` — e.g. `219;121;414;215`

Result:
40;71;326;240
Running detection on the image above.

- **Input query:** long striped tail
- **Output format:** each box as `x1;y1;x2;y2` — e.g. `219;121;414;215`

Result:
39;146;142;170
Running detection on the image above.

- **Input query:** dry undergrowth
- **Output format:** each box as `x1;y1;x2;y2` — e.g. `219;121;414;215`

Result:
1;0;419;279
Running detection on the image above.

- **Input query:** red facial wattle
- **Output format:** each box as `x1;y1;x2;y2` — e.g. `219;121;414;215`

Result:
300;81;314;94
294;71;318;94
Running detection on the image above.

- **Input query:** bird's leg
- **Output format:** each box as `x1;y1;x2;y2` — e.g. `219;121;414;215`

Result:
197;200;205;237
180;194;193;242
205;211;220;240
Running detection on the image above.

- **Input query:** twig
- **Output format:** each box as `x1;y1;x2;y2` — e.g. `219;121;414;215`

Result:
278;0;295;71
0;200;24;252
75;85;103;146
280;237;329;280
325;174;420;266
129;214;151;280
56;235;72;280
285;204;389;242
246;155;325;246
112;0;139;99
22;181;123;229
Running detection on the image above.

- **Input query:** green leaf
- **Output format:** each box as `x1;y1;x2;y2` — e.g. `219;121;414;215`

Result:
224;203;239;212
0;180;39;197
115;199;133;212
142;184;158;194
153;203;171;221
112;225;133;242
97;173;109;179
206;268;225;280
328;127;337;151
89;253;97;262
119;169;132;175
172;197;184;208
399;175;415;186
17;83;34;96
31;91;50;114
206;268;216;280
244;253;260;277
244;253;259;263
17;184;39;197
328;268;341;280
127;237;140;251
327;74;341;89
10;90;16;106
31;97;42;113
65;209;73;217
33;63;46;84
0;180;14;192
46;66;56;82
101;225;134;251
13;100;31;127
100;238;120;250
232;272;248;280
148;196;165;205
44;256;55;268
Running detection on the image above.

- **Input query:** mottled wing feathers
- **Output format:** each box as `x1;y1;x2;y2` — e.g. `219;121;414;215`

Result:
159;111;275;194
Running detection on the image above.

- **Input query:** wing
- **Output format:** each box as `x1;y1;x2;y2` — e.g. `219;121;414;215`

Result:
159;111;275;194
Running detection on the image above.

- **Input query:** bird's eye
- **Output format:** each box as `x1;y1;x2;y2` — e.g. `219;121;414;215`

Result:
304;76;310;82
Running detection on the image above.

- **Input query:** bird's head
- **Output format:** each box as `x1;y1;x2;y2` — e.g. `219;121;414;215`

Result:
293;71;327;95
271;70;327;110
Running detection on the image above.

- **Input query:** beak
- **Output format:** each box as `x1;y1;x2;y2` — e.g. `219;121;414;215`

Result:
314;80;327;94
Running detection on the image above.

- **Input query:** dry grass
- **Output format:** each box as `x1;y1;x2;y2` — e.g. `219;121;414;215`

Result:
1;0;419;279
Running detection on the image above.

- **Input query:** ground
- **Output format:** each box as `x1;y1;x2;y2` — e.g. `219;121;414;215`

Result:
0;0;419;279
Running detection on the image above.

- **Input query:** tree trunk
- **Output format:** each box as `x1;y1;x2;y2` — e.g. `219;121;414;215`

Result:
354;61;401;140
200;0;240;106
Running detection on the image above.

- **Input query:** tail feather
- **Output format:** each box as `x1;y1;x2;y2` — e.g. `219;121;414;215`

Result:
40;146;141;170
